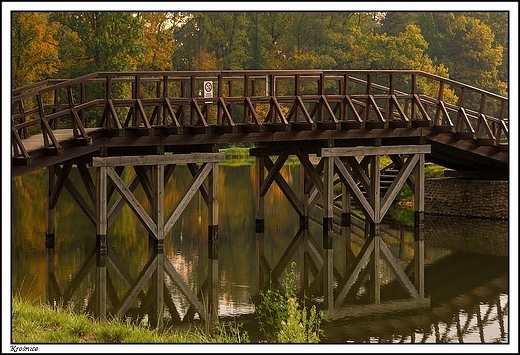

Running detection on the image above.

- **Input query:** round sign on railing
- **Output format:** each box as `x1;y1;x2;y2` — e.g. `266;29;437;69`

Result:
204;81;213;98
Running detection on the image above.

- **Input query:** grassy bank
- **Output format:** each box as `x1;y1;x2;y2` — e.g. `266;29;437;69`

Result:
220;147;303;166
11;265;327;344
11;298;249;343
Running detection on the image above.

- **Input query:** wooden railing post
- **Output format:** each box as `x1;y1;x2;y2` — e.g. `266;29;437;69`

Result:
435;81;445;125
294;73;301;122
365;73;372;121
162;75;168;126
388;73;394;121
411;74;417;120
244;74;250;123
217;74;223;124
318;73;325;122
190;75;196;125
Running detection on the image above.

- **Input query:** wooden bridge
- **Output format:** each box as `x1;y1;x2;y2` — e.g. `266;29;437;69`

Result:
12;70;509;319
12;69;508;178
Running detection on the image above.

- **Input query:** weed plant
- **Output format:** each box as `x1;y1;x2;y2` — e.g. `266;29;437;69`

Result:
255;262;328;343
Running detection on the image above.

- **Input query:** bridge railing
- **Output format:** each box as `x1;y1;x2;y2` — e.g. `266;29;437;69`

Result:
11;70;508;161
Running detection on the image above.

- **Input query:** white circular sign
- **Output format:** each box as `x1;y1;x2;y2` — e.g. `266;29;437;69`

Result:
203;81;213;98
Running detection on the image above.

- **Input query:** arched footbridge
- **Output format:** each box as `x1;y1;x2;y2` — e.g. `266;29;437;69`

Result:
11;70;508;178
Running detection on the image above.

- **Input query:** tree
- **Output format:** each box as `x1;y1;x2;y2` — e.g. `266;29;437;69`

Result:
458;18;506;95
467;12;508;84
52;12;145;74
410;12;506;95
199;12;251;70
245;12;283;69
12;12;60;88
137;12;177;71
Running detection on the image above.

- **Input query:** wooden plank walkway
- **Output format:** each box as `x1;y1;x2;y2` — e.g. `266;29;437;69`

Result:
20;127;103;152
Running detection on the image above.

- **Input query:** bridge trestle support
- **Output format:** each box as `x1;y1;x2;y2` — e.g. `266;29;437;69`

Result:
252;145;430;310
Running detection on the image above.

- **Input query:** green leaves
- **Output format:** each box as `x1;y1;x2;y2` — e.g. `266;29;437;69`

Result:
255;262;328;343
52;12;145;73
12;11;508;98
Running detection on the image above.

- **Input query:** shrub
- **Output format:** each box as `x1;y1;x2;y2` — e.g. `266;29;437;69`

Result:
255;262;327;343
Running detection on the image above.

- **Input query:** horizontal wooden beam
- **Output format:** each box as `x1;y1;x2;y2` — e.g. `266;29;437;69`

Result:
321;144;431;157
92;153;225;167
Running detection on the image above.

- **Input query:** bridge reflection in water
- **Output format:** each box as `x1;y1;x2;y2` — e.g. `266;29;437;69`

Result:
40;200;508;342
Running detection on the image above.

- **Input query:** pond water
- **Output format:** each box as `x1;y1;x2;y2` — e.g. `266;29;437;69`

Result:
9;162;511;348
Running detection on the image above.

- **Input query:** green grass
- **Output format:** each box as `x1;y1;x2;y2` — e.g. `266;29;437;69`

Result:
220;147;301;166
220;147;256;166
11;298;248;343
394;163;446;202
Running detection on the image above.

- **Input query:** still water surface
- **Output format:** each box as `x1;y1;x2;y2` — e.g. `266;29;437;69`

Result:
11;162;509;344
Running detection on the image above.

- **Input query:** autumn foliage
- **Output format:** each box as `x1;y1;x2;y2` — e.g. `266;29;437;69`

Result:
11;11;508;96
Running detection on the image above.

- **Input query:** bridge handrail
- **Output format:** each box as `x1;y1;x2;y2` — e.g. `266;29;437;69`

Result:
12;69;509;99
11;70;508;162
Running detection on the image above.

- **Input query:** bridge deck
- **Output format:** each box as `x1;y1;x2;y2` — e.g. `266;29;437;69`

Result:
19;127;104;152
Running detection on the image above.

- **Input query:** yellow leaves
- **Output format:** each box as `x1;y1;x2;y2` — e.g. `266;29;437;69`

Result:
12;12;60;88
198;49;218;70
138;12;176;71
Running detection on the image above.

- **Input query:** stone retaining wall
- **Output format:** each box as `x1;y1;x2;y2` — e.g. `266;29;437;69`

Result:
424;178;509;220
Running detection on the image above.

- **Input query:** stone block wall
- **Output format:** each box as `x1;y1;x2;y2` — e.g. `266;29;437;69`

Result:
424;178;509;220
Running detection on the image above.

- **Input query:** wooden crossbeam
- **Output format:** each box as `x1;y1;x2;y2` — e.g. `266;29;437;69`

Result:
134;166;154;202
107;172;139;228
456;107;476;136
244;97;261;124
322;145;431;157
263;154;304;216
476;113;496;140
77;159;96;206
259;151;290;196
435;100;455;129
164;163;212;234
92;153;225;167
287;96;314;123
345;156;371;193
390;155;415;191
367;95;386;122
54;164;96;225
320;95;338;122
294;149;324;196
334;157;375;223
412;94;431;121
187;163;209;206
380;154;419;218
191;99;209;127
50;161;73;208
106;166;157;236
164;99;181;127
343;95;363;122
62;174;97;225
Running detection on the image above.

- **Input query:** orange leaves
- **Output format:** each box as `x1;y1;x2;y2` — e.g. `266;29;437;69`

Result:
12;12;60;88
